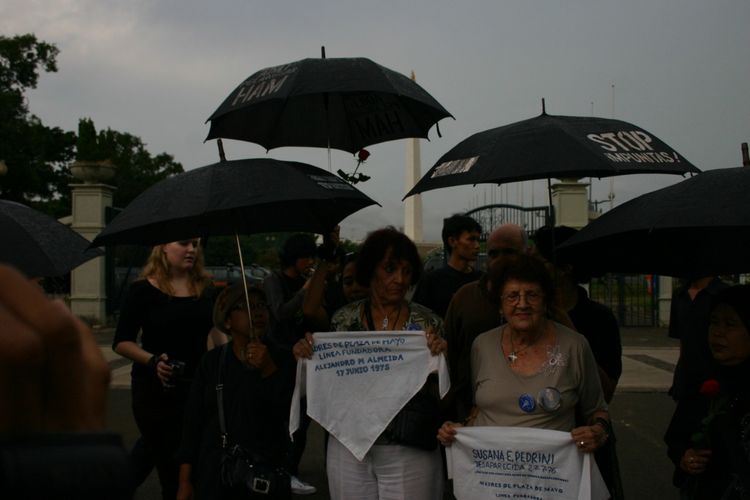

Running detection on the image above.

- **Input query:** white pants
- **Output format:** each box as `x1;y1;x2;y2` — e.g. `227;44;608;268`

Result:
326;435;444;500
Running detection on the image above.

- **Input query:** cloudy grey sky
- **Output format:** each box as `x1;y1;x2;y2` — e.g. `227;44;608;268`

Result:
3;0;749;242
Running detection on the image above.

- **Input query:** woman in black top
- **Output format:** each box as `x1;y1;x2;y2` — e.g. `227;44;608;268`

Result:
176;284;292;500
113;238;216;499
665;285;750;499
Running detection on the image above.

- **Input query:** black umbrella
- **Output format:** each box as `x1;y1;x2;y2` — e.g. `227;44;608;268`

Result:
557;167;750;277
91;158;379;247
92;158;378;340
205;56;452;154
1;200;103;277
404;111;701;198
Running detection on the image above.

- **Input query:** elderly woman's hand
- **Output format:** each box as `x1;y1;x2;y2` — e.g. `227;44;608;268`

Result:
292;332;315;360
246;340;277;377
437;421;462;447
571;423;608;453
425;329;447;356
680;448;712;475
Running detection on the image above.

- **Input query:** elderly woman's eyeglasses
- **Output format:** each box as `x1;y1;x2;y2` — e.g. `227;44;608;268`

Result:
501;291;543;305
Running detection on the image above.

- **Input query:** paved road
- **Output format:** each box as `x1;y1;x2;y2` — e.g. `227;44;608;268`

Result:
102;327;682;499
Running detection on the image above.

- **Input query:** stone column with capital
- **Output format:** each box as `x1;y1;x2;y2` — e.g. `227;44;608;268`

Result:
550;178;589;229
69;160;116;325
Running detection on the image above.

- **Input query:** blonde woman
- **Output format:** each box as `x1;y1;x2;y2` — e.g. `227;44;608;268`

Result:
113;239;217;499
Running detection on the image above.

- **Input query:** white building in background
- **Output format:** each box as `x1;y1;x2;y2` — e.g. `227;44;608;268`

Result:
404;71;424;244
404;134;423;243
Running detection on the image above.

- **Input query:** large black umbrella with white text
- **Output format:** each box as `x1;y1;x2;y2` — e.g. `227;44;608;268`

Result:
404;111;700;199
206;55;452;154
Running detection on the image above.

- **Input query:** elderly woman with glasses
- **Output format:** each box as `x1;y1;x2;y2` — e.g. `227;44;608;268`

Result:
438;254;610;457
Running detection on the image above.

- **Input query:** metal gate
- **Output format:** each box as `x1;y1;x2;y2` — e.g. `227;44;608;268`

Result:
589;274;658;327
463;204;658;327
104;206;149;317
465;204;552;241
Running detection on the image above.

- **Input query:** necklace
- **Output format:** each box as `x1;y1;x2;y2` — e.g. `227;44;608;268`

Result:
384;305;402;330
505;327;542;364
372;302;402;330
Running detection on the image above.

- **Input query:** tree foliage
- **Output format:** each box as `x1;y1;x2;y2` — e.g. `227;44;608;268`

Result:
0;33;183;218
0;34;75;216
76;118;183;209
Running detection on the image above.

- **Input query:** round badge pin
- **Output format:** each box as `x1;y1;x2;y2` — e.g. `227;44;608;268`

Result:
518;393;536;413
537;387;562;412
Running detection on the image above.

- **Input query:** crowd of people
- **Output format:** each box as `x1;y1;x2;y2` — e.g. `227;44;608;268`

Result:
4;216;750;499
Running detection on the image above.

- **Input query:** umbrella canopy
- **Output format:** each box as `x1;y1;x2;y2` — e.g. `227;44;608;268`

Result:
557;167;750;277
0;200;103;277
91;158;379;247
404;112;701;198
205;57;452;154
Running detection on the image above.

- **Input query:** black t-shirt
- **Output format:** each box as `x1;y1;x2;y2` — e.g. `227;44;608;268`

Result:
412;265;482;318
113;279;216;383
177;342;292;499
264;270;307;349
568;286;622;382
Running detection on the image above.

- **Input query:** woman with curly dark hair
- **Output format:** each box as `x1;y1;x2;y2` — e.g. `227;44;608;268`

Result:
293;227;448;500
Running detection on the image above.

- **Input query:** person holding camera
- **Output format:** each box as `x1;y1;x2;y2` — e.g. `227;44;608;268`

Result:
113;239;217;499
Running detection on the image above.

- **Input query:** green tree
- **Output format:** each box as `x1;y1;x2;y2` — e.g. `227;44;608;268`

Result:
83;120;183;208
0;34;75;216
0;34;184;217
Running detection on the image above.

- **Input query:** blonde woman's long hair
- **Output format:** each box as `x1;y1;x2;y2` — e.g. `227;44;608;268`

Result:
141;242;211;297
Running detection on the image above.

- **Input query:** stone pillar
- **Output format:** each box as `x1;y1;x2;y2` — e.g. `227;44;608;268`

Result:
550;178;589;228
658;275;674;327
69;161;116;325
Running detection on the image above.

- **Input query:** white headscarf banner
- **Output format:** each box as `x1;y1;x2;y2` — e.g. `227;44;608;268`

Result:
446;426;608;500
289;330;449;460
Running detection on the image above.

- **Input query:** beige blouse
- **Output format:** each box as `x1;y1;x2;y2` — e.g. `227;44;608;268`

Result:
471;322;607;431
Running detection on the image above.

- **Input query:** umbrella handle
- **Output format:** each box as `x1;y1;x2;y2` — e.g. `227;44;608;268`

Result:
217;139;226;162
234;232;255;341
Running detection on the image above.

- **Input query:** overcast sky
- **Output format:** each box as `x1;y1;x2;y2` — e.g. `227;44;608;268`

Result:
3;0;749;242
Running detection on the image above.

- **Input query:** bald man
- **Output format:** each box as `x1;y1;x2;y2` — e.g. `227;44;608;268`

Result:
443;223;527;420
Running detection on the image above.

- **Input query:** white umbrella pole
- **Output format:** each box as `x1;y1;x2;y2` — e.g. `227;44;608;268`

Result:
234;231;255;341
